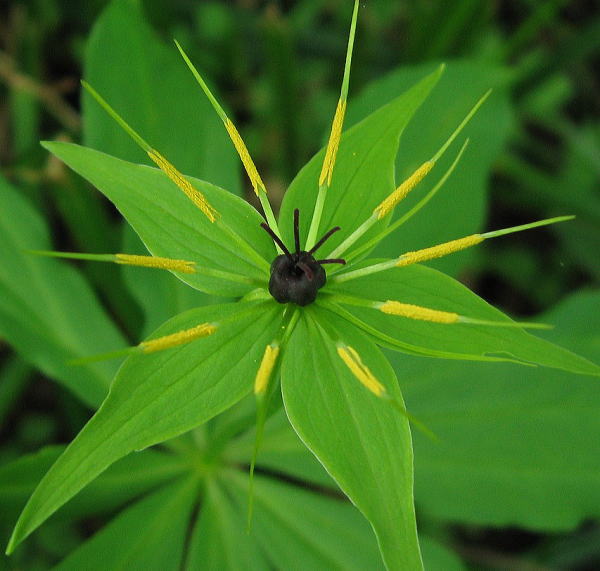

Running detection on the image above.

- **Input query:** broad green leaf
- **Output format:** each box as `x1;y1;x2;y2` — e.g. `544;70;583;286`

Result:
8;301;283;552
121;227;215;335
329;263;600;376
84;0;240;194
397;290;600;530
224;471;384;570
347;61;513;276
282;311;421;570
55;478;198;571
0;446;188;527
0;176;125;407
278;66;443;256
186;479;268;570
43;142;275;297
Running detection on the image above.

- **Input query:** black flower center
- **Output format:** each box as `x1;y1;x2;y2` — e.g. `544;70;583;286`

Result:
261;209;345;306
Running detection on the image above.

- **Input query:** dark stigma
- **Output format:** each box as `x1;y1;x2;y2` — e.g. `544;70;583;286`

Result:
261;209;345;306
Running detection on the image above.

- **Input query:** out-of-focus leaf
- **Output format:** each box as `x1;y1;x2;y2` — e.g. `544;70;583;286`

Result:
0;176;125;408
390;290;600;530
420;537;465;571
0;357;31;426
83;0;240;194
55;478;198;571
186;479;268;570
0;446;188;527
224;471;384;570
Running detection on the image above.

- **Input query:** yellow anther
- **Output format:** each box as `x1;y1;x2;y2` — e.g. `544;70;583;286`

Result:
140;323;216;353
396;234;484;267
254;344;280;396
115;254;196;273
379;301;459;324
319;98;347;187
224;118;266;196
337;345;385;397
148;150;219;222
374;160;435;219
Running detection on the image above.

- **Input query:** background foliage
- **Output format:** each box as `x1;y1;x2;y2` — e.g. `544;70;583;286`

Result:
0;0;598;568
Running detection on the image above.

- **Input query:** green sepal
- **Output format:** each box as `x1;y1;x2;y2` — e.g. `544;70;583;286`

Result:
328;262;600;376
42;142;275;297
282;309;422;570
7;301;283;554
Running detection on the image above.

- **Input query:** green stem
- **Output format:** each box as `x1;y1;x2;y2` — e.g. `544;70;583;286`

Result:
258;191;282;248
330;259;397;285
305;184;327;250
306;0;359;250
327;213;377;259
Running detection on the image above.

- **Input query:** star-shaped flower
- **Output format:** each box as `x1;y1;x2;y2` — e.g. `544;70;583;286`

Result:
8;1;599;567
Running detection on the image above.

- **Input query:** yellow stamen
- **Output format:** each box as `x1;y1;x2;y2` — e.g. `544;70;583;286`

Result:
379;301;459;324
319;98;347;187
140;323;216;353
115;254;196;273
337;345;385;397
147;150;219;222
224;118;266;196
254;344;280;395
373;160;434;219
396;234;484;267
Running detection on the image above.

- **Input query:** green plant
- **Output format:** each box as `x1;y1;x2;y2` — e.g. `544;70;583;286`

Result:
1;1;599;569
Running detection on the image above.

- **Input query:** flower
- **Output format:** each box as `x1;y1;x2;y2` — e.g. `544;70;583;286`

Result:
8;1;594;567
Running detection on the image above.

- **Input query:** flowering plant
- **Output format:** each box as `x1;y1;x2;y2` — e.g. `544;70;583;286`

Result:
5;1;599;568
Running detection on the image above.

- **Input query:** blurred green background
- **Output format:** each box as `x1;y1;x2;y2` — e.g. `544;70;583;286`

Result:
0;0;599;568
